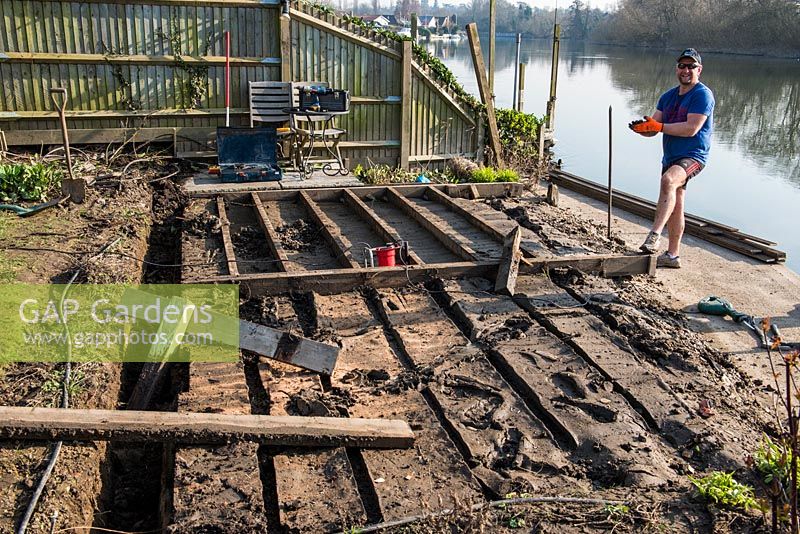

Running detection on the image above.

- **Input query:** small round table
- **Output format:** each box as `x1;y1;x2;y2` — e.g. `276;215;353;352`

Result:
285;107;349;178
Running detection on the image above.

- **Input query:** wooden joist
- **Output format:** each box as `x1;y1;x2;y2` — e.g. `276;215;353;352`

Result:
216;196;240;277
192;254;656;296
424;185;532;266
206;182;525;202
298;191;361;269
0;407;414;448
341;189;424;265
385;188;477;261
251;193;290;272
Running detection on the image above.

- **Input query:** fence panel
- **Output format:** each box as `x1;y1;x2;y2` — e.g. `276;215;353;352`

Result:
0;0;480;165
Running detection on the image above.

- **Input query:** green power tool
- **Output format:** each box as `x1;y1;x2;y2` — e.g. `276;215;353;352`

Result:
698;296;766;347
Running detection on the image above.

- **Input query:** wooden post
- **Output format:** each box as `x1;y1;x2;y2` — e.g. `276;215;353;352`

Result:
517;63;525;112
280;11;292;81
411;13;418;42
495;226;522;296
465;23;503;168
547;24;560;130
489;0;496;99
400;40;412;170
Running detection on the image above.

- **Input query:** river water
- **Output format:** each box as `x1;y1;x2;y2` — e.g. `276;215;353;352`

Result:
428;38;800;272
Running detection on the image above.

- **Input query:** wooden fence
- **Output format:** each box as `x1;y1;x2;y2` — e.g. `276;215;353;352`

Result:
0;0;482;167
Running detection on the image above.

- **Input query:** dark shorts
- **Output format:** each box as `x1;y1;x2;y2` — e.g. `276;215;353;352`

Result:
662;158;704;189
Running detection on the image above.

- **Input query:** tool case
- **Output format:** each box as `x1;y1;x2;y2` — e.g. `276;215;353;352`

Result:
299;86;350;112
216;127;282;182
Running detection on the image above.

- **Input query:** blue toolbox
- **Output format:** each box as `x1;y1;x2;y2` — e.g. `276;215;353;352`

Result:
216;127;282;182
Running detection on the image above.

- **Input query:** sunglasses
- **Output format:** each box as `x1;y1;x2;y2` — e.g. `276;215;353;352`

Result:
677;63;700;70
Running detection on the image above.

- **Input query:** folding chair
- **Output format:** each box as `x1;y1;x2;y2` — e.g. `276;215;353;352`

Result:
248;81;296;163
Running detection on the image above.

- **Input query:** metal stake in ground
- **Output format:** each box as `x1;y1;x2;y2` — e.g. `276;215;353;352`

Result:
608;105;613;239
513;33;521;110
50;88;85;204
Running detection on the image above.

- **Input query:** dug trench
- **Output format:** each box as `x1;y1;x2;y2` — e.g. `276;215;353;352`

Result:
93;177;190;532
0;152;182;532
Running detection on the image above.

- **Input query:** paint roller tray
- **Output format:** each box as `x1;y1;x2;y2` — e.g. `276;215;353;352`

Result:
216;126;282;182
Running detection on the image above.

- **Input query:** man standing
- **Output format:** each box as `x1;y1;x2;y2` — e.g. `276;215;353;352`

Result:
629;48;715;268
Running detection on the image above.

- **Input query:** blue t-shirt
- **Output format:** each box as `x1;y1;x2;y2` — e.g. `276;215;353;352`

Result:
656;82;715;166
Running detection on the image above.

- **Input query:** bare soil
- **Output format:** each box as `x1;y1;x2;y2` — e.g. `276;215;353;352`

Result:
0;151;162;532
4;173;795;533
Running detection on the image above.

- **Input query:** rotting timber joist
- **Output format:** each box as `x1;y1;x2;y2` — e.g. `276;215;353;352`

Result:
0;407;415;448
194;255;656;296
298;190;361;268
216;197;239;276
341;189;425;265
190;182;524;201
251;192;289;272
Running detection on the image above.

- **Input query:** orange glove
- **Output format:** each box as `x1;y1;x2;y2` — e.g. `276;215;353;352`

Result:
628;116;663;134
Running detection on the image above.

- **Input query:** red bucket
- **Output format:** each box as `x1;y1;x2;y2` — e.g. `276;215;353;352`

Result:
375;245;398;267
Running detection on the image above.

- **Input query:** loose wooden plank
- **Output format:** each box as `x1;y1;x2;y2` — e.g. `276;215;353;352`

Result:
341;188;424;265
0;407;415;447
495;226;522;296
384;187;476;261
250;192;290;272
216;196;240;277
239;319;339;375
298;190;361;269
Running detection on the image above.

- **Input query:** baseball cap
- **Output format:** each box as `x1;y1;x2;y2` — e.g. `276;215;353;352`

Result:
677;48;702;65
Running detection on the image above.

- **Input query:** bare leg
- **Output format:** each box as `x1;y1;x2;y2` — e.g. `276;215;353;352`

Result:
651;165;689;234
667;186;686;256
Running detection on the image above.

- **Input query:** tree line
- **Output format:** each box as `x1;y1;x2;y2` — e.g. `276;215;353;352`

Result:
439;0;800;53
592;0;800;54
